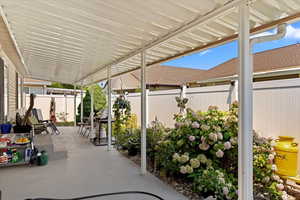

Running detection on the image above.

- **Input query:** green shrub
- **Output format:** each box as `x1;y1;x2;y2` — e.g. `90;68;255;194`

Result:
155;100;284;200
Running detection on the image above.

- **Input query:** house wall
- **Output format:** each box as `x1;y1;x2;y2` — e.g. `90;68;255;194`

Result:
7;64;16;116
125;78;300;173
0;50;23;122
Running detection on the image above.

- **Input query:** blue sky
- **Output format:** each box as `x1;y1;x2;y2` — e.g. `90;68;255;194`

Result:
163;21;300;70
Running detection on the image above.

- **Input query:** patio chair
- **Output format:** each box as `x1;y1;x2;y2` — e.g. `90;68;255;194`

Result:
32;108;60;135
28;115;50;135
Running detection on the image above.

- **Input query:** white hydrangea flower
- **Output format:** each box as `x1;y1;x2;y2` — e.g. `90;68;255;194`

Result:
218;177;225;184
180;166;187;174
201;124;210;131
175;122;184;129
199;142;210;151
209;133;218;142
281;191;289;200
223;187;229;196
217;132;223;140
216;149;224;158
224;141;232;150
197;154;207;164
272;175;280;181
214;126;222;132
188;135;196;142
276;183;284;191
191;121;200;129
230;137;237;145
172;153;180;162
268;154;275;161
190;158;200;168
179;154;189;163
186;165;194;174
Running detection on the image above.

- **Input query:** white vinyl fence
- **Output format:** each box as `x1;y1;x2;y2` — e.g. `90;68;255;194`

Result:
125;78;300;172
126;84;236;128
25;94;81;122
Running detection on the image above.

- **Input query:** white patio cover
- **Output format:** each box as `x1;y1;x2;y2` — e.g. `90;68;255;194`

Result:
0;0;299;85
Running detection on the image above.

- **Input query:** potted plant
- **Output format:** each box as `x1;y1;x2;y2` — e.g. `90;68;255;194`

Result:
126;129;140;157
0;121;12;134
13;94;34;133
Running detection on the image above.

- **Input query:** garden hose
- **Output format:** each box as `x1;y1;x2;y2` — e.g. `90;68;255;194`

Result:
25;191;165;200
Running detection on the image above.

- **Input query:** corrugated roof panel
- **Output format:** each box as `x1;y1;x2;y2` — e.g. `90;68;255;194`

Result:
0;0;299;84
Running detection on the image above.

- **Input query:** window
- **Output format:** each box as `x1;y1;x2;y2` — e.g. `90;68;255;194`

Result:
24;87;44;95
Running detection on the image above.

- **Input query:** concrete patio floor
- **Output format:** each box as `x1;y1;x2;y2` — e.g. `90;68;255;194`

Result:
0;127;188;200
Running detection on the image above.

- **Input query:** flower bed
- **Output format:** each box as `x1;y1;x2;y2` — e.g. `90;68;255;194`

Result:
114;98;288;200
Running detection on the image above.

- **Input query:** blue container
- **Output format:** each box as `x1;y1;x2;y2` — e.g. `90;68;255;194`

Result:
0;124;12;134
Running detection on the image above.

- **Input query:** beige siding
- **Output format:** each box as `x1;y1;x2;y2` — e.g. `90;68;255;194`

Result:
0;50;19;121
8;65;16;118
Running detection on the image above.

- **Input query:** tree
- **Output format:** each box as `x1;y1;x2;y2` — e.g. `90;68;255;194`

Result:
77;84;106;121
87;84;106;112
48;82;75;89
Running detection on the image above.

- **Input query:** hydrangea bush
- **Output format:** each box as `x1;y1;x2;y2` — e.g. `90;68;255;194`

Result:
155;100;285;200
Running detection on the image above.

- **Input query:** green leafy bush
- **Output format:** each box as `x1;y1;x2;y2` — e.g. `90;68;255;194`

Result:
115;96;286;199
155;100;284;200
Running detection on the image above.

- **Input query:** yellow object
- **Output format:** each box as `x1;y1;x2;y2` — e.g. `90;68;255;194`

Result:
287;175;300;184
274;136;298;177
126;114;138;129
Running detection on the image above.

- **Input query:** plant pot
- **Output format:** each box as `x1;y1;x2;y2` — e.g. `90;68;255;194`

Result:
13;125;32;133
128;147;138;156
0;124;12;134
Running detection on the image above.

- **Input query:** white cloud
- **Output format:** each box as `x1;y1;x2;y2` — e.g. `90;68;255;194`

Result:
198;49;211;56
285;25;300;39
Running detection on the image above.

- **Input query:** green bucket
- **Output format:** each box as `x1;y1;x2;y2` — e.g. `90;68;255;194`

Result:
37;151;48;166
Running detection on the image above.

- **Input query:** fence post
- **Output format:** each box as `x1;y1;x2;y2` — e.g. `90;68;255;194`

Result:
234;80;238;102
181;85;187;99
146;89;149;128
74;85;77;127
80;85;83;123
229;80;239;104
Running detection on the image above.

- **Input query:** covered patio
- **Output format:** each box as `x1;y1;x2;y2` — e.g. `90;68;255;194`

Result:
0;127;187;200
0;0;300;199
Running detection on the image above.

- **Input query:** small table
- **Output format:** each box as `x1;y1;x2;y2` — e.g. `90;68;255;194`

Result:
91;117;115;146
